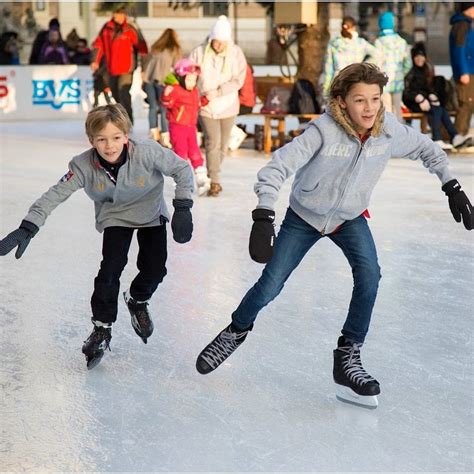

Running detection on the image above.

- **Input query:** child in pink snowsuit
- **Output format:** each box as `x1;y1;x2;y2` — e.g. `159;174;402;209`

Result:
161;58;211;195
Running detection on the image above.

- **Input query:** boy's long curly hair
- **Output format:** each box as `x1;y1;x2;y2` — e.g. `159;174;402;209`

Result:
329;63;388;100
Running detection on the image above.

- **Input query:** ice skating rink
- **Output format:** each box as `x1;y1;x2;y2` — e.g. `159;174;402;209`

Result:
1;119;473;472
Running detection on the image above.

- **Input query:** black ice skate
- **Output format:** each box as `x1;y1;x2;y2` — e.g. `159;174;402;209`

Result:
123;290;154;344
196;323;252;374
333;336;380;409
82;323;112;370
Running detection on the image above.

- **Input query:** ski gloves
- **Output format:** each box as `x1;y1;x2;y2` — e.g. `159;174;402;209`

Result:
442;179;473;231
171;199;193;243
249;208;275;263
0;220;39;259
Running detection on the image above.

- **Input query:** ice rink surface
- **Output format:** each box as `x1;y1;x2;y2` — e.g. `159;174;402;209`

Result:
1;119;473;472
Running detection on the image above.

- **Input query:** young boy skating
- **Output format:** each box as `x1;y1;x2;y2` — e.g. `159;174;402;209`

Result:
195;63;473;409
0;104;194;369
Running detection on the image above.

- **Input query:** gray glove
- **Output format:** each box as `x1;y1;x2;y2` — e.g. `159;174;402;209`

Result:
0;220;39;259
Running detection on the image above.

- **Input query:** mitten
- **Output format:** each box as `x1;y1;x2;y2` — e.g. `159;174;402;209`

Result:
171;199;193;243
249;208;276;263
0;220;39;259
428;93;440;106
442;179;473;230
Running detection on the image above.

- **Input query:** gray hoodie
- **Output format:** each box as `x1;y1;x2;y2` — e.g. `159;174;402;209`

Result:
24;138;194;232
255;100;453;234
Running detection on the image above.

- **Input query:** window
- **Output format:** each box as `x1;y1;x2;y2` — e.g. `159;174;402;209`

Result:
203;1;229;17
129;1;149;17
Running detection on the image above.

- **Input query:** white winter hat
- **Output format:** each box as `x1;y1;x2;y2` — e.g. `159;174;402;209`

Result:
209;15;232;42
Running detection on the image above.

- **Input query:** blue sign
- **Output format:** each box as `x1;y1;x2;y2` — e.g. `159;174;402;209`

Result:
32;79;81;109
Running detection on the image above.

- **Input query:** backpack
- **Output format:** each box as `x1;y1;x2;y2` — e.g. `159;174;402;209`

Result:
288;79;321;114
261;85;292;114
433;75;458;111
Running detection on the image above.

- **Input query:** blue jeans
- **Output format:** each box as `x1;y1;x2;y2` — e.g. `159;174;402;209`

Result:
143;82;168;132
232;207;381;343
428;105;457;141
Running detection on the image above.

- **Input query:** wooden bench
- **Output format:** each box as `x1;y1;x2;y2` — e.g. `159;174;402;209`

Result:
260;111;458;154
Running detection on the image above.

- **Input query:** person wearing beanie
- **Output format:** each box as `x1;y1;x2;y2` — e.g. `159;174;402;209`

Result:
374;11;411;121
403;42;472;150
189;15;247;197
449;2;474;135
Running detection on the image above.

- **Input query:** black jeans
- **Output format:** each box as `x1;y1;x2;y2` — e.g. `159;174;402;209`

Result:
109;73;133;124
91;225;167;324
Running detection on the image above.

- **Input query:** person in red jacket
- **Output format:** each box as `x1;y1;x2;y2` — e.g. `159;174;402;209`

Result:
161;58;211;195
239;63;257;115
91;6;148;124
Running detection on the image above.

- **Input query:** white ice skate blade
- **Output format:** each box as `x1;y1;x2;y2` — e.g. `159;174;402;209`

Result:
335;384;378;409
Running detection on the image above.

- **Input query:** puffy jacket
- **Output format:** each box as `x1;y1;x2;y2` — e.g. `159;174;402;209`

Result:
449;13;474;80
161;84;208;127
254;100;453;234
239;64;257;108
374;33;411;93
189;41;247;119
92;19;148;76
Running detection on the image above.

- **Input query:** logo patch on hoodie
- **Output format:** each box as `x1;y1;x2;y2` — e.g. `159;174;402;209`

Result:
59;170;74;182
366;144;389;157
320;143;353;158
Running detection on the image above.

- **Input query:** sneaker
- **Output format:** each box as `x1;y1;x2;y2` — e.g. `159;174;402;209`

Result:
452;134;472;149
123;290;154;344
207;182;223;197
196;323;252;374
433;140;453;151
82;322;112;369
333;336;380;408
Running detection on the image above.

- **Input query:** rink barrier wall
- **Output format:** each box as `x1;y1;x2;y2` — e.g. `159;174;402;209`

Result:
0;65;147;122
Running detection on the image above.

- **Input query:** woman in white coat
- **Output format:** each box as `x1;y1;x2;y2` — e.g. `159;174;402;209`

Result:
189;15;247;197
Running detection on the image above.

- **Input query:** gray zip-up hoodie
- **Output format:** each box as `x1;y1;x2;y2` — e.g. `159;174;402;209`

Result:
24;138;194;232
255;100;454;234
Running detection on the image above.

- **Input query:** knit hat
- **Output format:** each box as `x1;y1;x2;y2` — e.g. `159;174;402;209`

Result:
378;11;395;30
459;2;474;12
411;41;427;59
209;15;232;42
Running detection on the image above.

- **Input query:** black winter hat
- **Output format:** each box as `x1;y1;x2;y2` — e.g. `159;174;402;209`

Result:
458;2;474;12
411;42;427;59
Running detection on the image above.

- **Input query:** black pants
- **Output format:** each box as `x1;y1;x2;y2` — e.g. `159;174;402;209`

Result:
109;73;133;124
91;226;167;324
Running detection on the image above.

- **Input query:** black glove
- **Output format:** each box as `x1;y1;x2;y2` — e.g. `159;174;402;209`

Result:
442;179;473;231
171;199;193;243
249;208;276;263
0;220;39;259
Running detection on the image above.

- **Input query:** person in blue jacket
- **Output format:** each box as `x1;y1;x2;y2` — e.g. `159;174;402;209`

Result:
449;2;474;136
195;63;473;409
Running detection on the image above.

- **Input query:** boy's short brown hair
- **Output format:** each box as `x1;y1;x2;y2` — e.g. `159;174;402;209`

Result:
85;104;132;138
329;63;388;100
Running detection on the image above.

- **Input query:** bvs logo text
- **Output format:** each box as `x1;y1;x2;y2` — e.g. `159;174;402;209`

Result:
32;79;81;109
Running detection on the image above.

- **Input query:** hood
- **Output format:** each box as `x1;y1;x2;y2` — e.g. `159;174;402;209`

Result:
327;98;385;139
450;12;472;25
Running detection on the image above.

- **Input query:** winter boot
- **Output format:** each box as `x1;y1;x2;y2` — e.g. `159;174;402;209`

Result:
196;323;252;374
207;182;223;197
194;166;211;196
333;336;380;409
82;321;112;370
149;127;161;142
159;131;172;149
123;290;154;344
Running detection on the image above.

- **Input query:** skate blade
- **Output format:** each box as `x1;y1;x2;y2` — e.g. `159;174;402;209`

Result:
130;315;152;344
335;384;378;409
